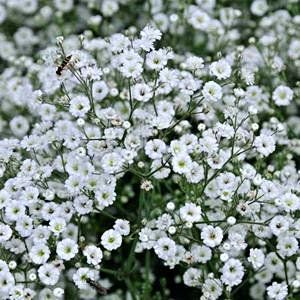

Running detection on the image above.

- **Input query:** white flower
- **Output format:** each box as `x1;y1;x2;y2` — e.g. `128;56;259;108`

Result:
183;268;201;287
269;216;290;236
83;245;103;266
15;215;33;237
201;226;223;248
101;152;124;174
221;258;244;287
56;238;79;261
267;282;288;300
9;116;30;137
202;81;222;102
146;49;170;70
49;217;66;235
53;287;64;298
113;219;130;236
73;267;96;289
145;139;167;159
202;278;223;300
101;229;122;251
29;243;50;264
248;248;265;270
101;0;119;17
54;0;73;12
185;56;204;70
189;9;210;31
141;25;162;42
288;39;300;59
185;162;204;183
254;134;275;157
277;235;298;257
0;271;15;294
250;0;268;16
179;203;202;223
172;154;192;174
38;263;60;285
210;59;232;79
272;85;293;106
74;195;93;215
154;237;176;261
278;192;300;212
92;81;109;102
132;83;152;102
95;186;116;209
0;224;12;242
191;245;212;264
69;95;91;117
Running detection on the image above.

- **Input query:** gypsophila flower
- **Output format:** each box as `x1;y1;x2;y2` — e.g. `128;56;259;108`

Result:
267;282;288;300
254;134;275;157
154;237;176;261
179;203;202;223
248;248;265;270
69;95;91;117
183;268;201;287
0;224;12;242
202;81;222;102
38;263;60;286
83;245;103;266
0;3;299;298
101;229;122;251
29;243;50;265
201;226;223;248
56;238;78;261
210;59;232;80
72;267;96;289
272;86;293;106
221;259;244;287
113;219;130;236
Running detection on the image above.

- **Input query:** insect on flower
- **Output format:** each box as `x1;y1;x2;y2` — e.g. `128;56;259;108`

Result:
86;278;108;295
56;55;72;76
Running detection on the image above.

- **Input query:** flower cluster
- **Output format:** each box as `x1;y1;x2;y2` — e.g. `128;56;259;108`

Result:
0;1;300;300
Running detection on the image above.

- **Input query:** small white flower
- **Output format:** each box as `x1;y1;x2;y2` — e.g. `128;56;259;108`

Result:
38;263;60;286
113;219;130;236
69;95;91;117
250;0;268;16
210;59;232;79
49;217;66;235
29;243;50;265
254;134;275;157
267;282;288;300
248;248;265;270
277;235;298;257
73;267;96;289
83;245;103;266
101;229;122;251
221;259;244;287
183;268;201;287
272;85;293;106
201;226;223;248
145;139;167;159
132;83;152;102
202;81;222;102
101;152;124;174
172;154;192;174
154;237;176;261
92;81;108;102
56;238;79;261
179;203;202;223
0;224;12;242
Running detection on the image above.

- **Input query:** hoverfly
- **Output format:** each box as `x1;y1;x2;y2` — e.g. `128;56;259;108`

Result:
56;55;72;76
86;278;108;295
